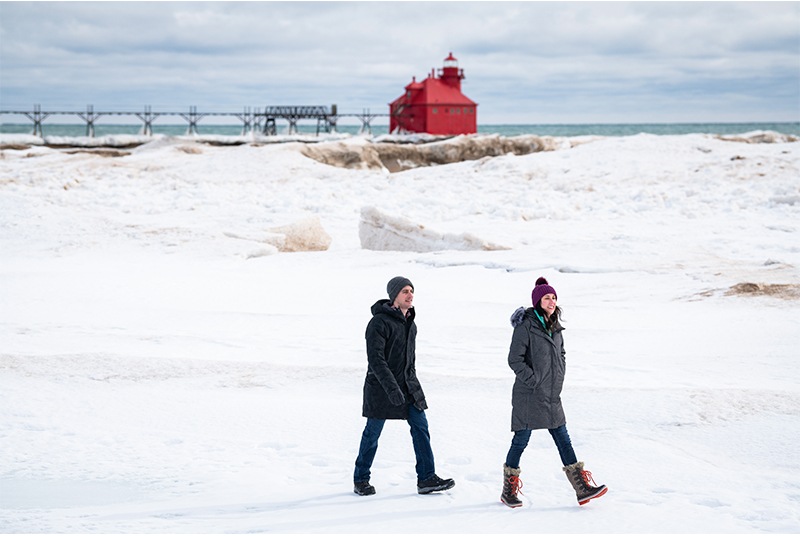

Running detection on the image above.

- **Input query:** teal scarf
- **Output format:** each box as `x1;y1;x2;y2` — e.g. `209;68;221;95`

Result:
533;309;552;337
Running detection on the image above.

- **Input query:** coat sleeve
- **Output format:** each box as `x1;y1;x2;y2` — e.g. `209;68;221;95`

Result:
365;318;403;396
508;322;536;388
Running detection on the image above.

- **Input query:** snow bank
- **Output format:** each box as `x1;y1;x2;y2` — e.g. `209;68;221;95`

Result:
716;130;798;143
224;217;332;256
301;134;559;171
268;216;332;252
299;141;386;170
359;206;509;252
373;132;452;144
0;132;353;150
45;134;156;148
0;133;44;148
725;281;800;299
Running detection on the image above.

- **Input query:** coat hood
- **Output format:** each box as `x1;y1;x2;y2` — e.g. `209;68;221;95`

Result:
510;306;527;328
510;306;563;333
371;299;415;322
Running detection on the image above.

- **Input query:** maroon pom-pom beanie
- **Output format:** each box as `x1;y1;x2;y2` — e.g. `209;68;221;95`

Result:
531;276;557;307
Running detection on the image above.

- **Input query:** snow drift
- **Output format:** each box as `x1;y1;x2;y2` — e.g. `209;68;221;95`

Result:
359;206;509;252
225;217;332;256
268;216;332;252
301;134;561;172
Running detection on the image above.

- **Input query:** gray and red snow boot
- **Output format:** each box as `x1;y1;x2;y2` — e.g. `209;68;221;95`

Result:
501;464;523;508
563;461;607;505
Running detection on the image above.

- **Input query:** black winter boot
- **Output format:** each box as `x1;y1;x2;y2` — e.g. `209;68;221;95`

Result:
354;481;375;496
417;474;455;494
500;464;523;508
563;461;607;505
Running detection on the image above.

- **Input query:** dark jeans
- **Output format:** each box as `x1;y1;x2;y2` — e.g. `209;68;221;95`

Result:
354;404;436;482
505;424;578;469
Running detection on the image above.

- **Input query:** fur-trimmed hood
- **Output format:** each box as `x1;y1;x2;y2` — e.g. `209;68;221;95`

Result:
510;306;527;328
510;306;564;334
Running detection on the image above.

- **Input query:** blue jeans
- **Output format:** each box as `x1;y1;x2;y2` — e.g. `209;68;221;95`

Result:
354;404;436;482
505;424;578;469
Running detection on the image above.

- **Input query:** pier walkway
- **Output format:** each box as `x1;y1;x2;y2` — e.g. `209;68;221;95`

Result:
0;105;390;137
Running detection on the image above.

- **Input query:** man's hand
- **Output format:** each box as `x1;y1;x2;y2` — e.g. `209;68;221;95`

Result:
388;389;406;406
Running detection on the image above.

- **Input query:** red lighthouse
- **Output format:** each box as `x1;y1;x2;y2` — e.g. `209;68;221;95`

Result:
389;53;478;135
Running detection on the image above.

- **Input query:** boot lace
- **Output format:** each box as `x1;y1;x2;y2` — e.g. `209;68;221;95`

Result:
580;469;597;488
509;475;523;495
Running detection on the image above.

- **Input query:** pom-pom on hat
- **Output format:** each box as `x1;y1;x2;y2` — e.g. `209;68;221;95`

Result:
531;277;557;307
387;276;414;304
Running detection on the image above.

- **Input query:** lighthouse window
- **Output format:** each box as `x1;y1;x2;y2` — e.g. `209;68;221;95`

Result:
433;107;438;114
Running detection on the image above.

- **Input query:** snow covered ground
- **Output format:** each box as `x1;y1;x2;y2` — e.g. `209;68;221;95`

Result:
1;131;798;533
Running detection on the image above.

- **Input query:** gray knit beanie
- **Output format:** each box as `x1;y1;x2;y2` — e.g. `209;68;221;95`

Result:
387;276;414;304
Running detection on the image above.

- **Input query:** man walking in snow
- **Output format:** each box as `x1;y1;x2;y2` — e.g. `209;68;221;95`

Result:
353;276;455;496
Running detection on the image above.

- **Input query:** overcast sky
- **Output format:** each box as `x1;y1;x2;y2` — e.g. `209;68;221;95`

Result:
1;1;798;125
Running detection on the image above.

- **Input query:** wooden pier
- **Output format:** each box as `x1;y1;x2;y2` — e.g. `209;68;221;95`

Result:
0;104;391;137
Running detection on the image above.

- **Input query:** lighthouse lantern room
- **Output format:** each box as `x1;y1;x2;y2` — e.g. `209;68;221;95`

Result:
389;53;478;135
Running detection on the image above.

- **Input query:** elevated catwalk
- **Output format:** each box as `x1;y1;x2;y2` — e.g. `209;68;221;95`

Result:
1;105;391;137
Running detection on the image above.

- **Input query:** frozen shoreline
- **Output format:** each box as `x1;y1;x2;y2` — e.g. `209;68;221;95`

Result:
1;128;796;149
1;131;798;532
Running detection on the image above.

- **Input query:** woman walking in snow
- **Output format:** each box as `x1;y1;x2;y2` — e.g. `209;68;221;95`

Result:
500;277;607;508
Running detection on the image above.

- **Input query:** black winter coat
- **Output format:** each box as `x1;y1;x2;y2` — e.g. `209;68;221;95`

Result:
362;299;428;419
508;307;567;431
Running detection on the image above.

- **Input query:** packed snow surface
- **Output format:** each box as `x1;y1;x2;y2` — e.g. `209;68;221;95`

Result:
1;132;799;533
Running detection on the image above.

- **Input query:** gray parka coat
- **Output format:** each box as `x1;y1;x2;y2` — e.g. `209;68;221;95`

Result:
362;299;428;420
508;307;567;431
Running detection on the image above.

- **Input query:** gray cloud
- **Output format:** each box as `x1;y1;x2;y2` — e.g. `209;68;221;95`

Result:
1;1;798;123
